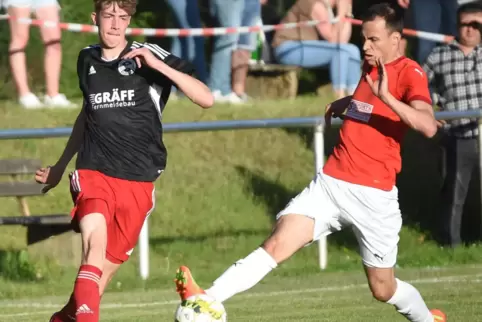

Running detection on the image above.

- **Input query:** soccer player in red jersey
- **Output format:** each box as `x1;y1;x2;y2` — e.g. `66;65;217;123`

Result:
34;1;213;321
175;3;447;321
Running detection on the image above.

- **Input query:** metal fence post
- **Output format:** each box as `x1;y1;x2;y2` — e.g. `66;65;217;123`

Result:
314;123;327;270
139;218;149;280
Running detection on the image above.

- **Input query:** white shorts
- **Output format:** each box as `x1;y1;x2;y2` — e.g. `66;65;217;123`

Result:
3;0;59;10
277;172;402;268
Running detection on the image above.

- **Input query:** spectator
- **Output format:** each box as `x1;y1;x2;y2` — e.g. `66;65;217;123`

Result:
231;0;266;102
398;0;458;64
208;0;262;104
5;0;74;108
271;0;361;99
166;0;208;97
423;2;482;247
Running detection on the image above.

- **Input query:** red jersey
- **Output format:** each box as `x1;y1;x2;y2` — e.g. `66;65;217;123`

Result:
323;56;432;191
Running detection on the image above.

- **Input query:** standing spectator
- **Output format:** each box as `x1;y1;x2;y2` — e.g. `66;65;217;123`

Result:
5;0;74;108
398;0;459;64
271;0;361;99
423;2;482;247
208;0;262;104
231;0;265;102
166;0;208;97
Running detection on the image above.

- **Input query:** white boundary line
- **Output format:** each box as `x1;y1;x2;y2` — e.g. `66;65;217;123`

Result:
0;273;480;318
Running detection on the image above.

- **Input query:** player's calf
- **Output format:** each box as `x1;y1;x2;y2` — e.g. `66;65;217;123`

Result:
72;212;107;322
365;266;442;322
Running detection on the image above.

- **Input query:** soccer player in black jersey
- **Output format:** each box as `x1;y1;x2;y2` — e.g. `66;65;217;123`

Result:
34;1;213;321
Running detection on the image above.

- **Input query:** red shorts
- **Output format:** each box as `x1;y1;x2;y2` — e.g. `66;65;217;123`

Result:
69;169;155;264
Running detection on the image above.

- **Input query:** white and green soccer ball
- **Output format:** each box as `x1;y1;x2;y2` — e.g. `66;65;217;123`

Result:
175;294;227;322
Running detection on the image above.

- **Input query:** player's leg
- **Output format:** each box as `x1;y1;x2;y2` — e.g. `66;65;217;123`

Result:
176;172;343;303
74;212;107;322
363;259;446;321
50;212;107;322
337;175;446;322
50;170;114;322
50;259;120;322
201;214;314;302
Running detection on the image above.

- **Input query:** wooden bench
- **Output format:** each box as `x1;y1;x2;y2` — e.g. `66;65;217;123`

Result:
246;63;301;100
0;159;80;266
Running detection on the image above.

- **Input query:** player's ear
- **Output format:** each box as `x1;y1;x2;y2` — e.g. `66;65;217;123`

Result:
91;12;98;26
391;31;401;48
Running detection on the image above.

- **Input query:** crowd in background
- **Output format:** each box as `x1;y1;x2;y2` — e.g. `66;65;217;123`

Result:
2;0;482;247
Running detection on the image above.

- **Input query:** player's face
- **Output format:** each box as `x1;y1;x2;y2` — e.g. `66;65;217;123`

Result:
458;12;482;47
362;17;401;66
92;3;131;49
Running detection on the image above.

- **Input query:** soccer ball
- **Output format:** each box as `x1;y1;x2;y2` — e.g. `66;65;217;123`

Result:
175;294;227;322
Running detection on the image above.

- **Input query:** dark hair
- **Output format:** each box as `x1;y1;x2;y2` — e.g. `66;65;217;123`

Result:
361;2;404;34
94;0;137;15
457;2;482;24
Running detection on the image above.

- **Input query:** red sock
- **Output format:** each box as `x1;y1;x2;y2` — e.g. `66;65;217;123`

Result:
73;265;102;322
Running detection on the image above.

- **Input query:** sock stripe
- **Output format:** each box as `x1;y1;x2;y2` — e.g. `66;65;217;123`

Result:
77;271;101;284
78;272;100;279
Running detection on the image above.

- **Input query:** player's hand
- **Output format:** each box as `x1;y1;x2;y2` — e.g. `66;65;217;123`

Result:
122;47;159;70
365;57;390;103
398;0;410;9
324;96;351;129
35;165;63;193
437;119;446;128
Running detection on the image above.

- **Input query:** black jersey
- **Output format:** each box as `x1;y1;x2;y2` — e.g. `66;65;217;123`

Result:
75;41;194;182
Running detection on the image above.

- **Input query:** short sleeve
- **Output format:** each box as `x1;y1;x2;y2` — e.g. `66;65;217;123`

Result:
76;48;90;96
136;42;195;75
399;64;432;105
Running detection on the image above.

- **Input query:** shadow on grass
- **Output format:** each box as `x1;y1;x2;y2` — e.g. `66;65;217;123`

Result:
235;165;359;250
150;228;269;247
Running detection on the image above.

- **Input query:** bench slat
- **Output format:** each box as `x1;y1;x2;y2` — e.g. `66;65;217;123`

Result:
0;182;45;197
0;159;42;175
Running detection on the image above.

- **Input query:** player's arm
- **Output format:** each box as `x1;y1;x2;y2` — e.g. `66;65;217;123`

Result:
55;103;86;170
384;96;437;138
366;60;438;138
35;102;86;192
151;60;214;109
324;95;352;128
124;44;214;109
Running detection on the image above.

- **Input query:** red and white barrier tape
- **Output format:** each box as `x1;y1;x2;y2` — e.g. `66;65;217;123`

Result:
0;14;453;43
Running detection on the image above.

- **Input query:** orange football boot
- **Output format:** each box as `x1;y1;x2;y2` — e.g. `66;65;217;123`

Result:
431;309;447;322
174;266;206;300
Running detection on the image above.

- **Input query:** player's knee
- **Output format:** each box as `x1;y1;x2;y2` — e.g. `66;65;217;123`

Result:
261;237;281;260
79;213;107;266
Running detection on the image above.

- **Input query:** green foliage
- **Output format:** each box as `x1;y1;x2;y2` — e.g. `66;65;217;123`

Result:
0;250;38;281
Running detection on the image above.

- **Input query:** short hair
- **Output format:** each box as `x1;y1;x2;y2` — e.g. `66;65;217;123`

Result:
361;2;404;34
94;0;137;16
457;2;482;24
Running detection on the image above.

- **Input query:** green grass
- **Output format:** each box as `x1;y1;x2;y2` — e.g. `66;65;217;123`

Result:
0;95;482;301
0;265;481;321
